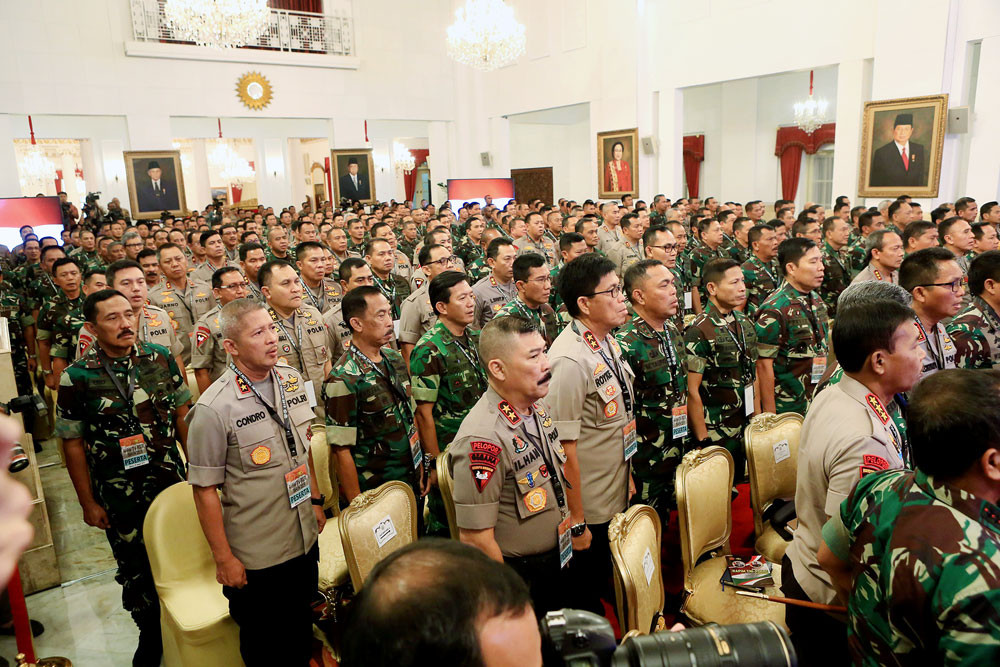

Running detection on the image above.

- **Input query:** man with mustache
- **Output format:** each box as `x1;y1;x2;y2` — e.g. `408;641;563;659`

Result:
55;289;192;666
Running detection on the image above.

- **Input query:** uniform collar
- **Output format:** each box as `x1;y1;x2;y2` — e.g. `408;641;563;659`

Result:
835;374;896;442
913;469;1000;535
82;342;150;369
630;313;667;341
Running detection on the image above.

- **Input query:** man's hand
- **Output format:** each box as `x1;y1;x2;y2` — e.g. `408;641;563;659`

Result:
572;526;592;551
27;357;36;375
628;474;636;500
216;554;247;588
421;468;438;497
43;372;56;391
313;504;326;533
82;501;110;530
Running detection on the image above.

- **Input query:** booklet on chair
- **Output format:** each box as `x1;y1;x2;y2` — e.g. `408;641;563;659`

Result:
720;555;774;589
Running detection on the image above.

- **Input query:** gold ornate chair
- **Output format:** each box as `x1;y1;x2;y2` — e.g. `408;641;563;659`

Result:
339;480;418;591
436;450;460;539
675;447;786;628
311;429;350;597
744;412;802;563
609;504;664;635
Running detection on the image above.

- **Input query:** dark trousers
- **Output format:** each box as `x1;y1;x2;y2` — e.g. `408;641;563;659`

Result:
566;520;614;616
504;548;570;618
224;544;319;667
781;555;850;666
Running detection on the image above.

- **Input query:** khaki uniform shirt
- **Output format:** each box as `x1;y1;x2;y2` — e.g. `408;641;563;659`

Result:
596;225;623;254
472;273;516;330
186;364;319;570
518;236;557;266
191;305;228;383
914;317;957;381
450;387;568;557
267;304;329;394
391;249;413;284
548;320;636;525
299;277;343;314
75;304;182;360
190;259;236;285
850;263;898;285
398;283;437;346
786;374;905;605
606;239;644;279
148;279;217;363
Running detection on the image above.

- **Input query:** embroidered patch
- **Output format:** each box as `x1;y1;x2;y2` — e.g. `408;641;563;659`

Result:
524;488;547;513
604;400;619;418
493;303;503;311
583;330;601;351
284;375;299;393
539;464;549;478
865;393;890;424
593;363;608;377
250;445;271;465
518;472;536;488
235;374;252;395
860;454;890;478
513;435;528;453
195;325;211;348
470;440;502;492
604;384;618;398
498;400;521;426
914;322;926;343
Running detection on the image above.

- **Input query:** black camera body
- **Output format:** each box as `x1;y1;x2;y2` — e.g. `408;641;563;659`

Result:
3;393;47;418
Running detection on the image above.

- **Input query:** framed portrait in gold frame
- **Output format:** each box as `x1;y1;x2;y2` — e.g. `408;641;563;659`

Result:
597;128;639;199
123;150;187;220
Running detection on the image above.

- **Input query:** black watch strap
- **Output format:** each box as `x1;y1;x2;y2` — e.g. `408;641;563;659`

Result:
570;522;587;537
310;495;325;506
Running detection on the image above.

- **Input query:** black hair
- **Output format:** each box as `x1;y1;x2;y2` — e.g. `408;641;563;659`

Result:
199;229;220;246
931;206;951;224
971;222;994;242
559;232;585;253
981;201;999;219
833;300;915;373
295;241;325;259
938;216;967;243
83;289;129;324
83;268;106;283
702;257;740;288
364;238;390;257
887;200;907;220
239;242;266;262
512;253;547;283
899;247;956;292
428;270;470;315
40;245;66;261
137;248;157;263
748;223;774;248
486;236;514;261
559;253;616;318
968;250;1000;297
954;196;977;213
902;221;937;248
51;256;81;277
211;266;243;289
258;259;295;287
791;217;818;238
623;259;664;301
341;285;384;333
777;237;817;276
339;257;369;283
697;217;717;234
418;243;446;267
106;259;143;286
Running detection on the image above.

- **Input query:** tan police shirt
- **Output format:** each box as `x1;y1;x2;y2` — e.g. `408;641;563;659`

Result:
548;320;636;525
266;303;329;396
850;264;898;285
148;278;217;363
518;236;556;267
914;318;957;381
76;304;182;360
472;274;516;330
606;240;644;279
190;259;237;285
186;364;319;570
191;304;228;383
450;386;568;557
399;283;437;346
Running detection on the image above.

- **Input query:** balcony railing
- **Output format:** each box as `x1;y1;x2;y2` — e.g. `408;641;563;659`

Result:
129;0;354;57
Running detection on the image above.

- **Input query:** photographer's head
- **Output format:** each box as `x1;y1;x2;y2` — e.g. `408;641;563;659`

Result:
342;538;540;667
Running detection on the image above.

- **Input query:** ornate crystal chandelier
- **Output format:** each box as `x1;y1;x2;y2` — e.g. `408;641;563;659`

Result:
164;0;270;49
793;70;829;134
393;142;415;173
209;120;255;184
446;0;526;72
18;116;57;192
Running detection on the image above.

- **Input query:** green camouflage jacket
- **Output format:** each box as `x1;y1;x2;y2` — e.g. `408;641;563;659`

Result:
373;272;411;320
37;293;85;361
324;345;418;492
27;271;60;313
398;238;419;264
0;283;34;392
494;297;563;349
54;342;189;516
819;241;853;318
832;469;1000;665
741;255;781;318
466;255;491;283
456;236;485;267
947;296;1000;370
728;241;751;266
846;237;868;276
409;322;488;450
755;282;830;415
688;244;728;289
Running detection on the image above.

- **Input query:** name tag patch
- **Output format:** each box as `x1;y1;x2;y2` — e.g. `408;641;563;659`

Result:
120;434;149;470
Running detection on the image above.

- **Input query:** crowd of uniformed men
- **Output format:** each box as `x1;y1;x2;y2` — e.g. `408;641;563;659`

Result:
5;190;1000;665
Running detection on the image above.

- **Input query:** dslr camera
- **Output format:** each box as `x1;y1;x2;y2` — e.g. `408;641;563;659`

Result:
2;394;47;474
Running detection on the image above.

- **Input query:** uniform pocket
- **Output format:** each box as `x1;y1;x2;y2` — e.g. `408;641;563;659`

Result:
233;417;280;473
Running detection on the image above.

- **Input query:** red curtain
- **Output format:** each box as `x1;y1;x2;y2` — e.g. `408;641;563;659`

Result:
774;122;835;200
404;149;430;203
682;135;704;199
268;0;323;12
54;169;63;195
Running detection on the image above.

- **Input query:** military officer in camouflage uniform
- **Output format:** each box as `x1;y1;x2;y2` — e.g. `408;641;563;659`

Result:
727;217;753;265
845;211;885;272
265;226;293;263
399;244;455;366
148;243;216;365
819;370;1000;666
685;258;760;476
756;238;830;416
410;272;489;536
494;253;562;349
56;289;191;666
28;245;65;320
191;267;248;394
472;237;518;330
0;266;36;396
688;217;728;313
449;315;572;616
325;287;424;514
365;238;411;339
38;257;85;386
948;250;1000;369
616;260;688;514
819;217;854;318
295;241;342;314
741;223;781;318
456;216;486;267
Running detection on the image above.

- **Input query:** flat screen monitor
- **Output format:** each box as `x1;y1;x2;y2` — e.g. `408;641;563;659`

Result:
0;197;64;249
447;178;515;209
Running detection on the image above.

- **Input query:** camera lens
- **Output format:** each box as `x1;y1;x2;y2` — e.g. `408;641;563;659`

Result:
612;621;796;667
9;444;29;473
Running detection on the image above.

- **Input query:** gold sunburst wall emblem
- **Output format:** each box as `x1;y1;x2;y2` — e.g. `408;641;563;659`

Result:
236;72;273;111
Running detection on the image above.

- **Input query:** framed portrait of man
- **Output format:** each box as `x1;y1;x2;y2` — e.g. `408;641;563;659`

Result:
597;128;639;199
858;94;948;198
331;149;376;205
123;150;187;220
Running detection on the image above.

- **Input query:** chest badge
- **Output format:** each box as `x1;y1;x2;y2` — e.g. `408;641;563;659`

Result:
513;435;528;453
604;400;619;418
524;488;547;513
250;445;271;465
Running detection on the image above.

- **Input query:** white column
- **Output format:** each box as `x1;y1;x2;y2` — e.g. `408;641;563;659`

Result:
0;115;21;198
427;121;452;205
190;139;212;212
125;113;173;151
831;59;872;205
719;79;759;203
965;36;1000;202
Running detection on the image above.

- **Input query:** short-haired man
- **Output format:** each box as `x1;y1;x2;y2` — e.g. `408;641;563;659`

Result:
851;229;904;285
756;238;830;415
819;216;854;318
689;217;728;314
137;248;161;289
606;213;644;279
980;200;1000;224
399;244;456;365
616;260;688;514
550;231;589;319
191;267;249;393
954;196;978;223
971;222;999;257
472;237;517;330
37;257;85;388
741;223;781;318
265;225;292;263
220;223;239;261
902;220;939;254
727;217;753;265
818;369;1000;665
886;200;911;235
148;243;216;364
939;216;975;281
57;289;192;665
518;211;557;266
239;242;268;302
596;202;622;252
320;257;374;361
186;298;322;667
949;250;1000;369
295;241;342;314
899;247;964;380
494;253;561;349
365;238;411;333
685;259;760;475
783;299;923;665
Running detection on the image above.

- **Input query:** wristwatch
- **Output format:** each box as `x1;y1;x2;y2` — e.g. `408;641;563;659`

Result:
570;523;587;538
310;494;325;506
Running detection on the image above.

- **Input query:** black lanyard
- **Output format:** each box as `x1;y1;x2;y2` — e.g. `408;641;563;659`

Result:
270;308;303;356
300;278;325;312
166;281;195;320
350;344;410;407
98;349;137;408
519;412;567;512
651;326;682;396
717;310;754;386
452;333;488;389
373;274;399;319
572;321;633;417
229;363;297;456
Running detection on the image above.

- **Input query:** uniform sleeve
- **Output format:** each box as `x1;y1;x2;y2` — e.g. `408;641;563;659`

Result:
947;321;992;370
166;316;183;358
825;434;894;518
165;352;193;406
821;511;851;562
450;436;503;530
755;306;784;359
35;304;53;340
398;296;424;345
934;574;1000;662
549;356;588;441
54;367;85;439
409;342;442;403
324;375;358;447
684;325;710;375
185;403;229;486
190;320;214;369
49;321;72;360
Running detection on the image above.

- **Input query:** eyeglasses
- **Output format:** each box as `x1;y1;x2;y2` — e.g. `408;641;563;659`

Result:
525;274;552;285
647;243;678;253
916;279;964;293
586;284;622;299
424;255;457;267
219;283;248;291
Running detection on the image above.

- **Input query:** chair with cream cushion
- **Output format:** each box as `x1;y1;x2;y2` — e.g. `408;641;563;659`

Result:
609;504;664;635
144;482;242;667
310;428;349;594
675;446;786;628
436;450;460;539
744;412;802;563
339;480;418;591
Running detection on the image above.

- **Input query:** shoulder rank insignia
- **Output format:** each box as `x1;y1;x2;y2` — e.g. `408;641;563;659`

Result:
161;295;174;303
498;400;521;426
914;322;926;342
583;330;601;352
865;393;890;424
234;373;252;395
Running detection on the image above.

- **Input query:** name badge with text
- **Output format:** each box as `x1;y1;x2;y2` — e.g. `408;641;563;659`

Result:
285;464;311;509
120;434;149;470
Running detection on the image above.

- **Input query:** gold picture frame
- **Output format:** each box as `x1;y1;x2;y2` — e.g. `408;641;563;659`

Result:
858;94;948;198
597;128;639;199
123;150;187;220
331;149;376;205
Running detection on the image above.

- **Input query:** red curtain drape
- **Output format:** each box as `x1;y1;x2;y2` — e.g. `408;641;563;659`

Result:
682;135;704;199
268;0;323;12
404;149;430;202
774;122;835;200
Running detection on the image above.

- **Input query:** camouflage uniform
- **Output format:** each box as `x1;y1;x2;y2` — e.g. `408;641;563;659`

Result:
372;272;411;321
684;301;758;470
27;271;60;314
409;322;489;535
688;244;727;295
0;283;34;395
398;237;419;264
669;264;695;331
494;298;562;349
265;248;296;264
846;237;868;275
649;211;667;227
819;241;853;318
827;468;1000;665
947;296;1000;370
37;293;85;363
466;255;490;283
728;241;751;266
324;345;420;495
616;314;689;512
455;236;484;268
70;248;103;273
741;255;781;318
55;342;189;623
755;282;830;415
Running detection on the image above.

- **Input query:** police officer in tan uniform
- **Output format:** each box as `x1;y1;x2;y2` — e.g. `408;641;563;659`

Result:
148;243;216;364
399;243;455;365
472;238;517;329
450;315;572;616
547;253;635;615
187;298;323;667
191;266;247;394
322;257;376;362
295;241;342;314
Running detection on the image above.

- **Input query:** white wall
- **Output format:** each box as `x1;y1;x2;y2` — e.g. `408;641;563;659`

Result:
509;120;590;203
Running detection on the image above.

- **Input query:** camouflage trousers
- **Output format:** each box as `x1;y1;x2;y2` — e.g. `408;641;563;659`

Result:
705;431;747;483
105;507;159;624
632;435;687;516
425;488;450;538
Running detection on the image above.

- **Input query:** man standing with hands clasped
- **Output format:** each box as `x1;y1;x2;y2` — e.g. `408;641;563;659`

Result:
187;298;322;667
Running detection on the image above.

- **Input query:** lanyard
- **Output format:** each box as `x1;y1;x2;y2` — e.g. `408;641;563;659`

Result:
299;277;325;312
650;325;682;396
914;316;944;370
717;310;755;386
140;308;150;342
513;299;547;341
519;412;567;513
270;308;303;356
372;274;399;318
572;321;633;417
229;363;297;456
490;275;515;300
796;292;824;343
893;393;911;467
98;349;137;408
754;256;776;284
452;333;488;388
350;344;410;406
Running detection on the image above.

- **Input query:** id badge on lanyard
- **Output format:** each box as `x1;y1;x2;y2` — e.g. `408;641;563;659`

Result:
120;434;149;470
811;356;827;384
672;406;688;439
408;425;422;469
623;419;638;461
285;463;311;508
557;517;573;568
